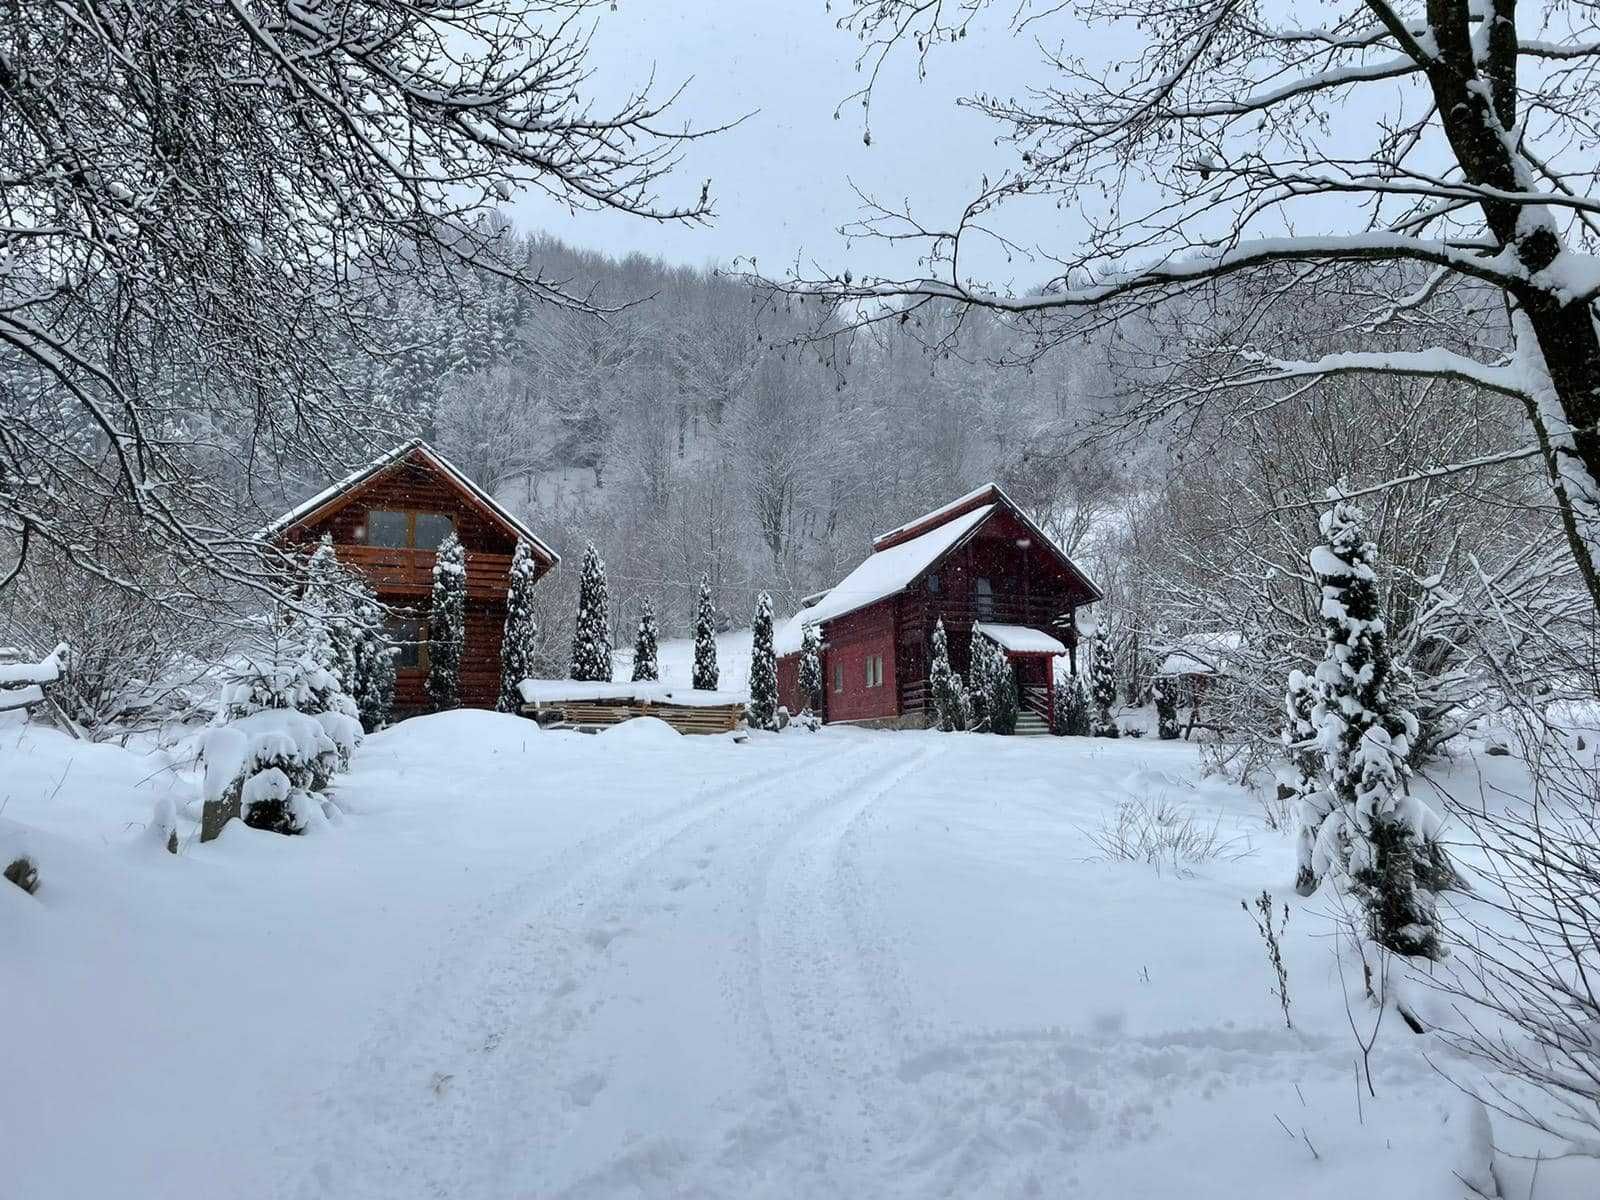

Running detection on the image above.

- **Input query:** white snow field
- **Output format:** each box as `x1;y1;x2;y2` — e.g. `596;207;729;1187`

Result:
0;712;1554;1199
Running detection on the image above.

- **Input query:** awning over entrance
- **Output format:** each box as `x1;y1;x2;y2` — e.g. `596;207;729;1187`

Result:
972;622;1067;656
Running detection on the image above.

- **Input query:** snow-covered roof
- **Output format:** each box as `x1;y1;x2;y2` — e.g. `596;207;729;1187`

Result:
794;503;995;635
517;679;746;709
873;482;998;548
973;623;1067;655
1154;632;1244;677
260;439;559;565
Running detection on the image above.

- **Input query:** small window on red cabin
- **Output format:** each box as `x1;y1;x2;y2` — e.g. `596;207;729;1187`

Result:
366;510;409;548
926;573;941;593
364;510;455;550
833;662;844;693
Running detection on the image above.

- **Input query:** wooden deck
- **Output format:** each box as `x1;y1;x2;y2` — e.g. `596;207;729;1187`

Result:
522;696;745;736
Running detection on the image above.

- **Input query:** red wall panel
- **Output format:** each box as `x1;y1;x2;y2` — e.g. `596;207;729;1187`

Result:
821;601;898;722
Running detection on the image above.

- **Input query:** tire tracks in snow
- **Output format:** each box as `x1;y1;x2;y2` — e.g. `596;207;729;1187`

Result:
276;736;858;1200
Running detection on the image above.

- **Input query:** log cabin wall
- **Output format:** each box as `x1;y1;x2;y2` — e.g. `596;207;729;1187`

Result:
820;601;899;723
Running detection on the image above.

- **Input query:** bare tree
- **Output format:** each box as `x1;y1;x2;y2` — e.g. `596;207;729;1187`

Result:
772;0;1600;616
0;0;718;596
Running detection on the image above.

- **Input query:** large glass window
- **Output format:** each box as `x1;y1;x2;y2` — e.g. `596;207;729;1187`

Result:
414;512;455;550
363;510;455;550
366;509;409;548
974;577;994;620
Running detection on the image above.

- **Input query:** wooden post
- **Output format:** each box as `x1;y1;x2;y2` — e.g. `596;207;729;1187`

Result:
1046;662;1056;731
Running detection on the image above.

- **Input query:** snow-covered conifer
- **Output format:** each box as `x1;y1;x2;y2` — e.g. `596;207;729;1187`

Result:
302;535;393;731
631;598;660;683
347;576;395;732
498;539;542;712
1054;671;1093;736
1153;675;1180;740
692;574;719;690
798;624;824;715
966;630;994;732
746;592;780;731
1089;630;1119;737
1308;486;1442;958
929;619;967;731
987;644;1019;736
569;542;613;682
1282;668;1333;894
426;532;467;711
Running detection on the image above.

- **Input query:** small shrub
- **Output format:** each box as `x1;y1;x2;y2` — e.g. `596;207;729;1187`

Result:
1242;890;1293;1028
5;855;39;895
1084;793;1252;875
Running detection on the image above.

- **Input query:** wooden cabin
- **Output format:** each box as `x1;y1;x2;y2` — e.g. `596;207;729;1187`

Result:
264;439;559;712
775;484;1101;730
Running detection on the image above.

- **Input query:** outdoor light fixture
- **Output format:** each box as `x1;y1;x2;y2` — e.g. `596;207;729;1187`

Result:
1016;537;1032;549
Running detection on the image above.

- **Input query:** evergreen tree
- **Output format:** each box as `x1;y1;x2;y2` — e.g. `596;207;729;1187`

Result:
966;630;993;731
987;644;1019;735
746;591;780;731
1282;668;1332;893
630;598;660;683
929;619;967;731
426;532;466;711
569;541;612;682
692;574;719;690
347;575;395;731
498;539;541;711
1153;674;1180;740
1309;486;1441;959
1089;630;1119;737
798;624;824;714
1053;671;1093;736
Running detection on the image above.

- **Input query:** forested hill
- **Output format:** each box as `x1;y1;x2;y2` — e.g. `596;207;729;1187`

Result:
353;225;1111;647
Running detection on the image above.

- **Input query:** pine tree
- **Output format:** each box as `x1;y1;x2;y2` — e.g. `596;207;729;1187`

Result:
746;591;780;731
692;574;719;690
1282;668;1332;894
1089;630;1119;737
1053;670;1093;736
569;541;612;682
348;575;395;731
498;539;541;711
1309;486;1441;959
966;630;993;731
798;624;824;714
1153;674;1180;740
426;532;466;711
929;619;967;731
630;598;660;683
987;644;1019;735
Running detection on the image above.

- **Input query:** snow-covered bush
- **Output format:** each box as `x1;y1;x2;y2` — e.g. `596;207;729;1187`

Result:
499;539;542;711
1303;487;1447;959
966;630;994;731
746;591;780;731
427;533;467;710
692;573;718;690
1086;793;1249;876
929;619;967;732
1088;630;1118;737
798;624;824;715
209;635;362;836
569;541;612;682
630;598;660;683
969;633;1018;735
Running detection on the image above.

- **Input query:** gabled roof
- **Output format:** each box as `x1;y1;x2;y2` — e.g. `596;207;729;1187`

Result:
775;482;1101;656
261;438;559;566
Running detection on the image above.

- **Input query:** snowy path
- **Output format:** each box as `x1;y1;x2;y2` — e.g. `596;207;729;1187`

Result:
5;713;1516;1199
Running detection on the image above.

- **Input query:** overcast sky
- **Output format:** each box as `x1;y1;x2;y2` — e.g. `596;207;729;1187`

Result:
509;2;1082;285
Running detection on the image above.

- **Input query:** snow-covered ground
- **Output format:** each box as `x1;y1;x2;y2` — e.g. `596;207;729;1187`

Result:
0;713;1575;1198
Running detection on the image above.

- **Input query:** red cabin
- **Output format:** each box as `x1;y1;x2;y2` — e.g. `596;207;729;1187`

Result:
775;484;1101;729
264;439;559;711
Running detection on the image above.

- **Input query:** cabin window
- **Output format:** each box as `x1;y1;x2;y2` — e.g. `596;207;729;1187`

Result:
414;512;455;550
366;509;410;548
865;655;884;688
364;509;455;550
387;616;427;671
926;573;941;593
833;662;844;693
974;577;994;620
